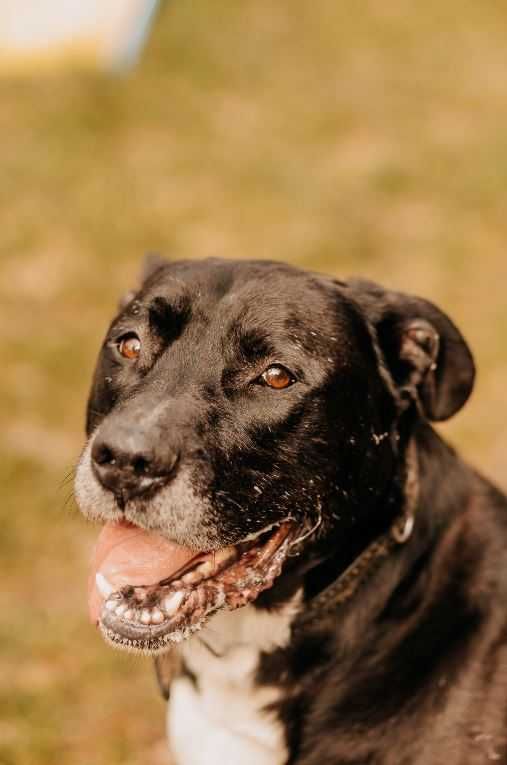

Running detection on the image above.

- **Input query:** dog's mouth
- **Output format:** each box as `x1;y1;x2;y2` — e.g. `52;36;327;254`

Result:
89;519;298;655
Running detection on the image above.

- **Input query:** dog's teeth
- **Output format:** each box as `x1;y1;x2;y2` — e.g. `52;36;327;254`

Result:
123;608;134;621
182;570;201;584
151;608;164;624
115;603;128;616
214;545;238;565
105;599;117;611
196;560;214;576
163;591;184;615
140;609;152;625
96;573;115;598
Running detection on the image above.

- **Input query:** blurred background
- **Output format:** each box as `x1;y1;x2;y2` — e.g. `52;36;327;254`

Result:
1;1;506;763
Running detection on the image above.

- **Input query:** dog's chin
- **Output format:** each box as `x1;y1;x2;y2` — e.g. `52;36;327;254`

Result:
98;520;298;656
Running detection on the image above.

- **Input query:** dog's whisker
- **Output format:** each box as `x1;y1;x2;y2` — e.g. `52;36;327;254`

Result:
59;474;76;491
59;466;77;486
61;491;77;513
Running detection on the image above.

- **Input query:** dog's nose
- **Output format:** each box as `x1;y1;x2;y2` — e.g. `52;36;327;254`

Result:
91;430;179;507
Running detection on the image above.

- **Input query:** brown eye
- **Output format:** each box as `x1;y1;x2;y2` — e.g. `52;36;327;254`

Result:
260;365;295;390
117;333;141;360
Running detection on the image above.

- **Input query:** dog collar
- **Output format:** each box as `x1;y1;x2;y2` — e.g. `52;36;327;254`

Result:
292;439;419;635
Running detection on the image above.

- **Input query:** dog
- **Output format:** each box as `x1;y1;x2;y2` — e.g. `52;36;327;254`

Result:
75;256;507;765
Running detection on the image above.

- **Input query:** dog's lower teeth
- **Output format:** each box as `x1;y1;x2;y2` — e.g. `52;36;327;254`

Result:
123;608;134;620
163;591;184;615
151;608;164;624
182;570;201;584
140;609;152;625
214;545;238;566
115;603;128;616
196;560;214;576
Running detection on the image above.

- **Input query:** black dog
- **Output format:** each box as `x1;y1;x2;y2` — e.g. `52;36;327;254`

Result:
75;257;507;765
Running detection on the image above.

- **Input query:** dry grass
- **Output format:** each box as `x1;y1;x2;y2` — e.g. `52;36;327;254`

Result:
1;1;506;762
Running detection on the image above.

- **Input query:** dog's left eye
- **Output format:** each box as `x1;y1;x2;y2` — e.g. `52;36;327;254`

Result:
117;333;141;360
259;364;295;390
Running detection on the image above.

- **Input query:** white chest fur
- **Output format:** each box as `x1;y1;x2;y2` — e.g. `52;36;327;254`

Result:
167;595;301;765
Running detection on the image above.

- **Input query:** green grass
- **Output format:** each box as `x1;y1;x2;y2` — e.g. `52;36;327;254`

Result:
2;1;507;762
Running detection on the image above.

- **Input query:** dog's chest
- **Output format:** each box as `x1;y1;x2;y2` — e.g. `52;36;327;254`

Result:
167;597;300;765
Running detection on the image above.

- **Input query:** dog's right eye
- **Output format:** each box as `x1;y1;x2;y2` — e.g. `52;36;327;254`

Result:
258;364;295;390
116;333;141;360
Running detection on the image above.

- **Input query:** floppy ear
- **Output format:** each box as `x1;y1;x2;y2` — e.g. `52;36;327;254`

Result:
118;253;168;309
347;279;476;422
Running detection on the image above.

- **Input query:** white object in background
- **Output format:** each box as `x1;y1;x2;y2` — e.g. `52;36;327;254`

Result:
0;0;160;73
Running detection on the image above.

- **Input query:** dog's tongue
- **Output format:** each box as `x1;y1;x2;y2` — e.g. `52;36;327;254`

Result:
88;521;197;624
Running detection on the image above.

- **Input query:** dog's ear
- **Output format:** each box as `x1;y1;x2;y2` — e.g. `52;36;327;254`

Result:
347;279;475;421
118;253;168;309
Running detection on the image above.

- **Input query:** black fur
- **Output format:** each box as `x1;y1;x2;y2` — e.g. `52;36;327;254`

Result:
81;257;507;764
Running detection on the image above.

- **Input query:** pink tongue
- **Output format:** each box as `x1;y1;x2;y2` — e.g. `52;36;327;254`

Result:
88;521;197;625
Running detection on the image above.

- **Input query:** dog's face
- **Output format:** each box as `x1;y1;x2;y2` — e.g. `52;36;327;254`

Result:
75;257;475;653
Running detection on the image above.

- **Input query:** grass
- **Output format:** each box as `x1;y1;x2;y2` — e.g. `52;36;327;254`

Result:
1;1;506;762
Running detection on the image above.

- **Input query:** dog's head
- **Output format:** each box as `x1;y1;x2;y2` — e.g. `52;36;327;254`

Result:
75;257;475;653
